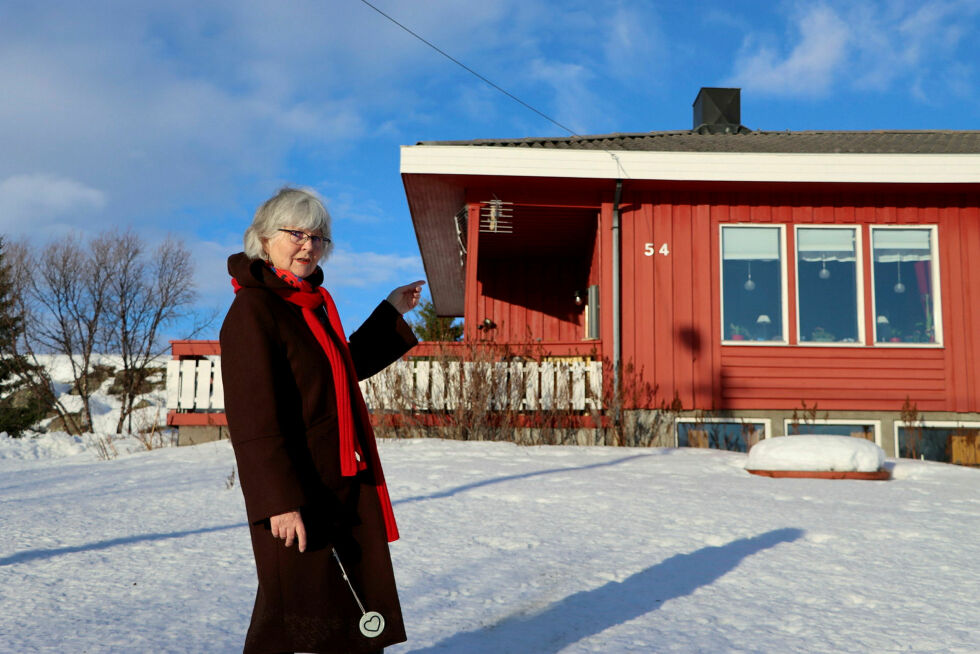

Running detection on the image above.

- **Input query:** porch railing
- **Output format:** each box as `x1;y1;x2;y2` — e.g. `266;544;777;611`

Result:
166;341;604;427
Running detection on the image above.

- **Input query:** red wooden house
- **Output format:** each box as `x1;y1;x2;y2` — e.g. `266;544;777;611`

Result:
401;88;980;461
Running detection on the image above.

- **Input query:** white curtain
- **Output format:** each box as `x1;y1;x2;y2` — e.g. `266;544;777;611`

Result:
872;228;932;263
722;226;780;261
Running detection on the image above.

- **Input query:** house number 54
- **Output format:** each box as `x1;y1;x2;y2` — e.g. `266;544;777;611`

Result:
643;243;670;257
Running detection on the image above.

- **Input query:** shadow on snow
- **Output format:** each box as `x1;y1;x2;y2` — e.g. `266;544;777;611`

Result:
394;453;661;506
0;523;246;567
406;527;805;654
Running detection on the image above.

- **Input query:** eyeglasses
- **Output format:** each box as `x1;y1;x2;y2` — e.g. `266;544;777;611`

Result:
278;229;331;247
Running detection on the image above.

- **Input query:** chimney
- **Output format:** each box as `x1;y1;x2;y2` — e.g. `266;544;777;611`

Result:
692;87;746;134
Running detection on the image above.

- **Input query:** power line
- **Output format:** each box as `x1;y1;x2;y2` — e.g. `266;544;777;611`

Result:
357;0;581;138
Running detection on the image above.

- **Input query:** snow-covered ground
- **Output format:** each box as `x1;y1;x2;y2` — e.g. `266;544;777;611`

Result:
2;431;978;653
27;353;170;436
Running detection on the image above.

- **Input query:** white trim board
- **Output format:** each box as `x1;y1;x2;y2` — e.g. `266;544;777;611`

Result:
401;145;980;184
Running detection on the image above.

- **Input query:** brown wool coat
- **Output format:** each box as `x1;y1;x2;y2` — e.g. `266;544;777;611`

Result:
220;253;417;654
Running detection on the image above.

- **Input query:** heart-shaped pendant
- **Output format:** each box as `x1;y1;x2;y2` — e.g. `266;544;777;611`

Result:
359;611;385;638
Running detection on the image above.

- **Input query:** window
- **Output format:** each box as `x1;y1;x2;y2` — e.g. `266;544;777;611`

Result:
896;423;980;463
721;223;941;348
871;227;940;345
676;418;769;452
784;420;878;444
796;226;861;344
721;226;784;342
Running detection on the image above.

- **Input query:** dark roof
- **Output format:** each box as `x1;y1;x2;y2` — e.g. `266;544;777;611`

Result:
419;130;980;154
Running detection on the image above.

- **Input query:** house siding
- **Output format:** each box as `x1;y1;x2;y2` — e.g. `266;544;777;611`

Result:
616;186;980;414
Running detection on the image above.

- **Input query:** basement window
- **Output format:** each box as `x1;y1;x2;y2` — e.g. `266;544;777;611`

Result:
784;420;878;444
676;418;769;452
896;423;980;464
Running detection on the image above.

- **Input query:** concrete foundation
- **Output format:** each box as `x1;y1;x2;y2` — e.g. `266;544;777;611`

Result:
177;425;229;447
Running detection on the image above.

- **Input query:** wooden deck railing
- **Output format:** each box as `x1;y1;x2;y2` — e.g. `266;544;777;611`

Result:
166;341;604;428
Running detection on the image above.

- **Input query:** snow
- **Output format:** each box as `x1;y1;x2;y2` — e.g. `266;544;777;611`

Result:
2;433;978;653
2;356;978;652
14;353;171;436
746;435;886;472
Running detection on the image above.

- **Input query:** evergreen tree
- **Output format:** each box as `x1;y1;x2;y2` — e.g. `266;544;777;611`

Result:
409;297;464;342
0;237;49;436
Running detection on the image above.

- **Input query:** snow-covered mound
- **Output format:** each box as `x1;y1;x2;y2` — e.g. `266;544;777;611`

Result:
746;435;885;472
0;431;90;460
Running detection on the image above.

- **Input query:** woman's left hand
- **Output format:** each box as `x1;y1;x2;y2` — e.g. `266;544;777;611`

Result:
386;280;426;314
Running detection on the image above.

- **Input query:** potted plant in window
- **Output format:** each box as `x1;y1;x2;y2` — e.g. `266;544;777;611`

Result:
811;326;836;342
729;324;749;341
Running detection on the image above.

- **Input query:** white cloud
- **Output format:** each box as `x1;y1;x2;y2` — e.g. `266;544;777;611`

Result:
323;247;424;290
0;174;107;234
726;1;979;101
528;59;600;135
602;5;667;84
728;4;851;97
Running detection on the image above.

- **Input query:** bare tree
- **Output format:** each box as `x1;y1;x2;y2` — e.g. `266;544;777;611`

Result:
12;233;114;432
103;230;211;433
4;240;81;433
7;230;211;435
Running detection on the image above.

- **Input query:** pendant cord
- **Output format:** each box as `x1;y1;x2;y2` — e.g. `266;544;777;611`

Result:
332;548;367;615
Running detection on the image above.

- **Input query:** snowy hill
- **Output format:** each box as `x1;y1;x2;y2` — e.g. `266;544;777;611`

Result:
6;354;170;437
2;433;977;653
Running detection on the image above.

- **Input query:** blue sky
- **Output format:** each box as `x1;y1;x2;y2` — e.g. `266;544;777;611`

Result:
2;0;978;340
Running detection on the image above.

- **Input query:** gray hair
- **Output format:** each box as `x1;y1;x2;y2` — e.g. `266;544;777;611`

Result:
243;187;333;261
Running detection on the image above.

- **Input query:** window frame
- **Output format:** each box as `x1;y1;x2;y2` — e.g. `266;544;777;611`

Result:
893;420;980;462
793;224;865;347
719;224;788;346
869;225;943;348
674;416;771;451
782;418;881;446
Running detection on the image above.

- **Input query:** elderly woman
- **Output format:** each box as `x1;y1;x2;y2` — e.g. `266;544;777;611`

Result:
220;187;421;654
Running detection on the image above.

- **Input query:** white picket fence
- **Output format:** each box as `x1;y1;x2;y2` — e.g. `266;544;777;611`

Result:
166;358;603;413
166;357;224;412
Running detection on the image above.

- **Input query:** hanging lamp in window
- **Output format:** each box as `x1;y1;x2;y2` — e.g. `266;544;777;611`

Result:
819;256;831;279
894;256;905;294
744;261;756;291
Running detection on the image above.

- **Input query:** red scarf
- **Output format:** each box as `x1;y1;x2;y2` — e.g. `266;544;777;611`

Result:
232;266;399;542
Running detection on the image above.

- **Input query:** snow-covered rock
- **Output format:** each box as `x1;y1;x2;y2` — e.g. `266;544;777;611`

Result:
746;434;885;472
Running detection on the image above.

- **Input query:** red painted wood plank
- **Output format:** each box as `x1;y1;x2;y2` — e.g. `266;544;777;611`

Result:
940;206;968;411
653;200;675;399
722;365;946;380
167;411;228;426
671;198;695;408
723;377;944;392
692;201;714;409
860;223;875;345
464;202;481;340
951;206;980;410
721;348;945;363
784;225;798;345
170;340;220;357
876;205;898;224
963;206;980;411
722;387;948;401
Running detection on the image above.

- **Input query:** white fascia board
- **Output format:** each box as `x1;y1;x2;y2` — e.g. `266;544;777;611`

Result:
401;145;980;184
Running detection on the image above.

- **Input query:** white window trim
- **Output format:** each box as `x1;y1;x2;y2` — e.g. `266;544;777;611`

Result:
674;416;772;448
719;224;788;346
793;225;865;347
892;420;980;460
869;225;943;348
783;418;881;446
